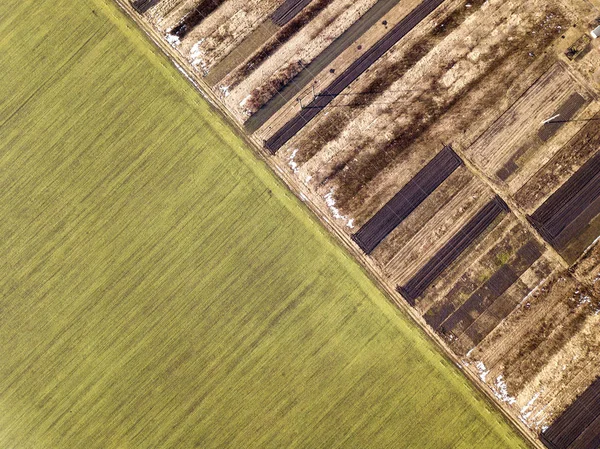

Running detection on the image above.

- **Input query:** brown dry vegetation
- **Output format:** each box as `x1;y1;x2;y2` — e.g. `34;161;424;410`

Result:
328;5;568;214
515;111;600;212
225;0;336;91
243;62;305;114
292;0;488;167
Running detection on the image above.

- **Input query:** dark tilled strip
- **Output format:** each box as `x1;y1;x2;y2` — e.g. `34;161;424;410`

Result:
352;146;462;254
271;0;314;26
397;196;509;305
131;0;162;14
438;240;542;337
244;0;401;134
538;92;587;142
264;0;446;152
528;148;600;248
542;377;600;449
169;0;227;39
568;414;600;449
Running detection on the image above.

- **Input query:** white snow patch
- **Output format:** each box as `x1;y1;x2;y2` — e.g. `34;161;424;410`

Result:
190;40;209;74
494;375;516;405
190;40;204;58
166;33;180;46
324;190;354;229
520;392;540;422
219;85;230;98
288;149;299;173
475;361;489;382
240;94;252;109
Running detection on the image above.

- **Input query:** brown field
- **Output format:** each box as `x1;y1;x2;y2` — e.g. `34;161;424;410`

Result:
132;0;600;444
465;62;592;187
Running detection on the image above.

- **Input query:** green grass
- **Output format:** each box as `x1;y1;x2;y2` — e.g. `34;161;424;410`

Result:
0;0;528;447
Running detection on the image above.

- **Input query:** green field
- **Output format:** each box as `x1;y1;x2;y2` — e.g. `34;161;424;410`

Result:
0;0;529;447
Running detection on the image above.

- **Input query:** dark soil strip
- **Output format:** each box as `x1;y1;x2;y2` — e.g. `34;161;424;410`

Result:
244;0;401;133
294;0;487;165
527;149;600;250
264;0;446;152
541;376;600;449
569;415;600;449
438;240;542;337
516;112;600;210
397;197;509;305
352;146;462;254
271;0;314;26
227;0;335;91
169;0;227;39
424;220;519;329
539;92;587;141
131;0;162;14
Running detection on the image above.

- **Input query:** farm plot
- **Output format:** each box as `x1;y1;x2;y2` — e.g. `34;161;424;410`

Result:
0;0;533;448
465;62;592;189
271;0;314;26
155;0;284;74
527;147;600;263
352;145;462;254
464;268;600;433
243;0;413;133
541;377;600;449
264;0;448;153
397;196;509;303
219;0;379;121
420;216;555;329
277;0;571;226
131;0;163;14
515;111;600;213
371;173;497;291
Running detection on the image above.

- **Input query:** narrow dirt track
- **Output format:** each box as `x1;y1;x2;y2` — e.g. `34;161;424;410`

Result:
264;0;447;152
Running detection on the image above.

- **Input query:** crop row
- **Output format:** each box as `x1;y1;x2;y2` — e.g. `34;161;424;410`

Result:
528;149;600;250
264;0;446;152
352;146;462;254
541;377;600;449
398;196;509;304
